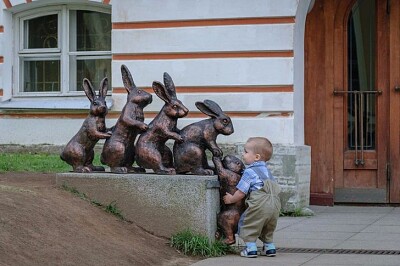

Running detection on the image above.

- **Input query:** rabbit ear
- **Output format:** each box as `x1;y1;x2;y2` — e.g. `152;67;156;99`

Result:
195;100;222;118
99;77;108;98
152;81;171;103
82;78;96;103
203;99;223;115
163;72;177;99
121;64;137;93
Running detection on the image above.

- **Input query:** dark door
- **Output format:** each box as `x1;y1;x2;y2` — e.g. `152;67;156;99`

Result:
333;0;388;203
305;0;400;204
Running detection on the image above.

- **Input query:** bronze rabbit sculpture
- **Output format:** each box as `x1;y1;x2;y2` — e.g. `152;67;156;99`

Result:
213;155;245;245
61;77;111;172
101;65;152;173
173;99;234;175
135;72;189;174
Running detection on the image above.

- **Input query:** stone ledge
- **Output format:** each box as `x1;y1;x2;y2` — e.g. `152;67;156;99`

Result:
56;172;220;241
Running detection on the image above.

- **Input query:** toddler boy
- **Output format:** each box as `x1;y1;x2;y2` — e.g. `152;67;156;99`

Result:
223;137;281;258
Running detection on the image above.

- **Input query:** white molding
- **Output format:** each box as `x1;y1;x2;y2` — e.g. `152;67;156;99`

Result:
293;0;313;145
112;0;298;23
112;58;293;87
112;24;294;54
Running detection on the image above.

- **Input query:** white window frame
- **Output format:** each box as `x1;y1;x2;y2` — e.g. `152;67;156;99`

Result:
13;4;111;98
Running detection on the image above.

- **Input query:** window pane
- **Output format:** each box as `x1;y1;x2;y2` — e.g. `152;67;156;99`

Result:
347;0;376;151
76;11;111;51
76;58;111;91
24;14;58;49
24;60;60;92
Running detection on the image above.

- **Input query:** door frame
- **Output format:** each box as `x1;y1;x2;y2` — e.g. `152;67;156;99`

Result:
305;0;400;205
389;0;400;203
332;0;389;202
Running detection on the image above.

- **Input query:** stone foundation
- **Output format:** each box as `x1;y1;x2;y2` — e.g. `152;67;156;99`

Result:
56;173;220;241
271;145;311;211
236;144;312;211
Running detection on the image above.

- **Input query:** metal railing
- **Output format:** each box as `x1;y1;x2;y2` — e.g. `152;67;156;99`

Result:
334;89;382;166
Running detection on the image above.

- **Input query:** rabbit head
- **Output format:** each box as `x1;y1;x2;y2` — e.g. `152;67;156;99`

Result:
153;72;189;118
222;155;245;175
121;64;153;107
195;99;234;135
83;77;109;117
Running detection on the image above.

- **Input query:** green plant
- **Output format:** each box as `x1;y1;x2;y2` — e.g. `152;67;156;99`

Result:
61;182;88;199
170;229;234;257
105;201;124;220
280;207;313;217
61;183;124;220
91;199;103;207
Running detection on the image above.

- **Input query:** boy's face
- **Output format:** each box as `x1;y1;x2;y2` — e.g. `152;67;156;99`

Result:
242;141;259;165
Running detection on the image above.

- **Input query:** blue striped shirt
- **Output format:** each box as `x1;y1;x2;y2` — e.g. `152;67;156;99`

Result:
236;161;275;194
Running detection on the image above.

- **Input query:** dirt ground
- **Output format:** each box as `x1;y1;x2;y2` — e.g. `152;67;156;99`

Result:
0;172;200;266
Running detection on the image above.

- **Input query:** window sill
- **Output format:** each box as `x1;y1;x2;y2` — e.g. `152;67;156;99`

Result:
0;97;113;111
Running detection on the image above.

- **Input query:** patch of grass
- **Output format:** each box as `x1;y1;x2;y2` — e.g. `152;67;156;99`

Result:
105;201;124;220
61;182;124;219
0;152;102;173
280;207;312;217
170;229;234;257
61;182;88;200
90;199;103;207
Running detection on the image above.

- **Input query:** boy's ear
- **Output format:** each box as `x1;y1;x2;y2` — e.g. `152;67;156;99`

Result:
255;154;262;161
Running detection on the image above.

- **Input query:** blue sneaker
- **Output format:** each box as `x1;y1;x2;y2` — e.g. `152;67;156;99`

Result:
261;243;276;257
240;248;258;258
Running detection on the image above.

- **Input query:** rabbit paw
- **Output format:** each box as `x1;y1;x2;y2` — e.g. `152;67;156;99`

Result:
212;148;223;157
110;167;128;174
74;166;92;173
193;168;215;175
156;168;176;175
139;124;149;132
175;135;184;143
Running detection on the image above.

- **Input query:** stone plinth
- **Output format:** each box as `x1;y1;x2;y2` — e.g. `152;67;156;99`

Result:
56;173;220;241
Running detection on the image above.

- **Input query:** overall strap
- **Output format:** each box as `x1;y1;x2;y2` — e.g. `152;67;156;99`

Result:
251;166;273;181
252;166;280;195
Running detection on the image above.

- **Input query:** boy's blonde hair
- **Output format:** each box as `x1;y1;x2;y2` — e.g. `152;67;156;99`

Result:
247;137;273;161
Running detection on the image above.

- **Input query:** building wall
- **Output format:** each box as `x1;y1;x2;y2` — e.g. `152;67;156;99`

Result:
0;0;310;146
0;0;313;210
111;0;298;145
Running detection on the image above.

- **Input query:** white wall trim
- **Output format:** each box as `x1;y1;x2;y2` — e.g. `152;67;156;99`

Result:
293;0;313;145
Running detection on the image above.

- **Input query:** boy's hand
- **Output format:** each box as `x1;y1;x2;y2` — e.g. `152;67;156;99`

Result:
223;190;246;204
223;192;234;204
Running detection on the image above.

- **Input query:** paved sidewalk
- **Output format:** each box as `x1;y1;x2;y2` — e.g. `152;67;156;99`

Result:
192;205;400;266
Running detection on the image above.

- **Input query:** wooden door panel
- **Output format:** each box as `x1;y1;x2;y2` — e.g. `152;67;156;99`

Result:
343;159;377;169
343;151;378;169
305;0;391;205
333;0;387;203
343;170;377;188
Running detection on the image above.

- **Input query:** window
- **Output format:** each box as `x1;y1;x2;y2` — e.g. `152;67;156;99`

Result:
347;0;376;151
15;5;111;96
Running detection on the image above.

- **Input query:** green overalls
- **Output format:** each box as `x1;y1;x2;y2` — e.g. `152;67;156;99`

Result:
238;177;281;243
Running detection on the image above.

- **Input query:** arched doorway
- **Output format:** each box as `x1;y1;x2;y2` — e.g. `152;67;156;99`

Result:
305;0;400;205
